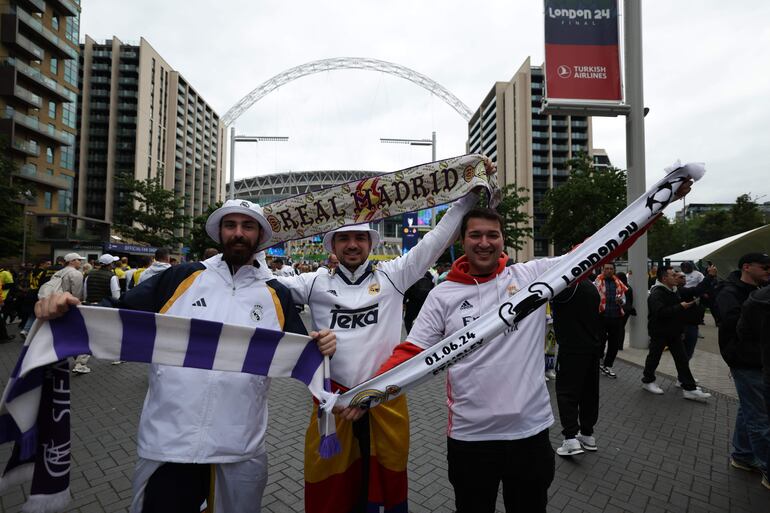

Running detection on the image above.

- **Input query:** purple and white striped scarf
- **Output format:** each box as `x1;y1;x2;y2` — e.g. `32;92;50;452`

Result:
0;306;333;513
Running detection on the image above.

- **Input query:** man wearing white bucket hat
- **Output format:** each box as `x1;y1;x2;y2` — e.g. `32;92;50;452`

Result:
277;159;496;513
36;198;336;513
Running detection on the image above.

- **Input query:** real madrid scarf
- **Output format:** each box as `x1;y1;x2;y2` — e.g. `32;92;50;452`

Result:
323;162;706;412
261;154;498;245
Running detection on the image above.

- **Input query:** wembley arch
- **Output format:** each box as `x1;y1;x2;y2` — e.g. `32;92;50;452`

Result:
221;57;473;125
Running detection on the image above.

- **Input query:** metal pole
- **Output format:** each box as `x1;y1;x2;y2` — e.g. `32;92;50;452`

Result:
229;126;236;200
21;211;28;267
624;0;649;349
431;131;437;228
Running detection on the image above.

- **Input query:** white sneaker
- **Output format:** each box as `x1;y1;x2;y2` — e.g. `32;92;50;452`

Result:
545;369;557;380
575;433;597;451
19;330;27;338
683;388;711;402
72;363;91;375
556;438;584;457
675;378;699;388
642;382;664;395
111;360;124;365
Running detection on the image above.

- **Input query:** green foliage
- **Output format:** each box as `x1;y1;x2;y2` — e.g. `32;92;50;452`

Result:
113;174;190;248
0;142;27;259
540;152;627;253
187;201;222;261
648;194;766;258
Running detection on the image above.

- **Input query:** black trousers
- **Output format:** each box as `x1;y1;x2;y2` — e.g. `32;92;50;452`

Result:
142;463;210;513
447;429;555;513
642;336;696;390
555;353;600;438
600;316;625;367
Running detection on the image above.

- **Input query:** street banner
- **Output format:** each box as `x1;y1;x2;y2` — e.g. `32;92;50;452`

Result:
544;0;622;102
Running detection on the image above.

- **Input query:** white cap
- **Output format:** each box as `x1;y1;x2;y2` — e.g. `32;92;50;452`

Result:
64;252;86;262
98;254;119;265
322;223;380;254
205;199;273;250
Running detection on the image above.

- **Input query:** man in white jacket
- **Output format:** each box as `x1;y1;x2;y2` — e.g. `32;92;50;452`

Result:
137;248;172;285
36;199;336;513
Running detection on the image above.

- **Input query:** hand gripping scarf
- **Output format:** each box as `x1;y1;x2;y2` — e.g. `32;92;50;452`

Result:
322;161;706;414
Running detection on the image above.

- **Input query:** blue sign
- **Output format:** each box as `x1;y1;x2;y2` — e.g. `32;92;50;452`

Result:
402;213;419;254
104;242;157;255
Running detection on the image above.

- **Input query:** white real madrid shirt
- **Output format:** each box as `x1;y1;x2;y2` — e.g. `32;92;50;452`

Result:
406;257;561;441
278;193;477;388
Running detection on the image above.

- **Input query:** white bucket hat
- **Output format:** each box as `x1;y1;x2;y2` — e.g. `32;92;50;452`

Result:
322;223;381;254
98;253;119;265
205;199;273;249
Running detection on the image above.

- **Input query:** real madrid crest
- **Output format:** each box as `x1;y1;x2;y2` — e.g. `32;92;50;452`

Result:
368;283;380;295
250;304;263;322
507;284;519;296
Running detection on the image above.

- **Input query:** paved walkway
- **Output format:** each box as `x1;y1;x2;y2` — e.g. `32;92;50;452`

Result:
0;315;768;512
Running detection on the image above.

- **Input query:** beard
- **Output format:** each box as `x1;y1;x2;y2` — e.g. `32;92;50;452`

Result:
222;236;258;267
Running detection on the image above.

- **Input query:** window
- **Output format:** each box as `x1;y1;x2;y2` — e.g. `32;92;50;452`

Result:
48;101;56;120
50;58;58;75
44;192;52;209
46;147;54;164
51;16;59;31
65;14;79;44
60;145;74;170
59;175;74;212
62;101;76;129
63;60;77;86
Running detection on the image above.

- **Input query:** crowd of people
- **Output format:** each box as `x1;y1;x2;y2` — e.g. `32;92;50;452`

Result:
4;164;769;511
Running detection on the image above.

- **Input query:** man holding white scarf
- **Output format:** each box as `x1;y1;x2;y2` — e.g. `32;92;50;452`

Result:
375;207;560;513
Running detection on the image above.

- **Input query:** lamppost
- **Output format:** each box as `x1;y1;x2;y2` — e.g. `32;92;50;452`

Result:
228;126;288;200
380;131;436;226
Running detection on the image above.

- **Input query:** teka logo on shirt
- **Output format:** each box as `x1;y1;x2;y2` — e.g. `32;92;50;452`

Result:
330;303;379;329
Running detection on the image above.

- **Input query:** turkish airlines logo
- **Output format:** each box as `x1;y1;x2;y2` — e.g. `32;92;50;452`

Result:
557;65;572;78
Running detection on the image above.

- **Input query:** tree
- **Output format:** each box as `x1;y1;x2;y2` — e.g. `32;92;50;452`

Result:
0;141;27;259
540;153;627;253
113;175;190;248
187;201;222;261
730;194;765;233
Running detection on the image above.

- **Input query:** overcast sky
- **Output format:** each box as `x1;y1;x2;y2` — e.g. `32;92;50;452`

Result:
81;0;770;206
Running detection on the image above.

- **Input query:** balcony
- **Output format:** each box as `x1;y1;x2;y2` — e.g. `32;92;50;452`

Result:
31;213;111;243
15;163;69;190
48;0;80;17
16;0;46;13
14;8;78;59
2;106;75;145
0;17;45;61
12;84;41;108
11;137;39;156
2;58;76;102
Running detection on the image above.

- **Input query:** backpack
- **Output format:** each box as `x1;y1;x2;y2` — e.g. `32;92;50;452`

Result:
37;269;66;299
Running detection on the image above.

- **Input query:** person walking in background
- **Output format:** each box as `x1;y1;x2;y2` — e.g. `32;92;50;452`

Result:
616;271;636;351
552;279;603;457
594;262;627;378
642;266;711;401
138;248;172;284
715;253;770;485
402;271;434;334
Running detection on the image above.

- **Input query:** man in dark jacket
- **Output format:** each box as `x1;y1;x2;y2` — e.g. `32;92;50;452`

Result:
402;271;434;333
642;266;711;401
552;279;603;457
736;285;770;490
716;253;770;485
